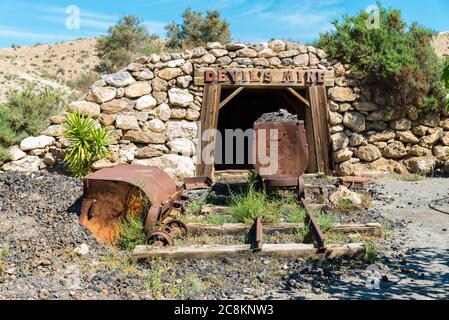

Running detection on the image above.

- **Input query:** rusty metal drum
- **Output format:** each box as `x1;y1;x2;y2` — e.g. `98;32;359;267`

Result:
79;164;178;244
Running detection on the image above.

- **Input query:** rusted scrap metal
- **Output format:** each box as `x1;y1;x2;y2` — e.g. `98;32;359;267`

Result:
254;120;309;185
80;164;187;245
339;176;373;190
247;217;263;251
183;176;212;190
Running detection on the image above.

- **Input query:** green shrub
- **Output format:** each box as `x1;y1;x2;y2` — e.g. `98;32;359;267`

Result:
67;71;98;93
165;8;231;49
0;87;65;157
316;4;446;111
63;111;111;177
116;215;146;251
0;145;8;162
96;15;160;73
227;183;281;224
315;212;339;232
444;58;449;109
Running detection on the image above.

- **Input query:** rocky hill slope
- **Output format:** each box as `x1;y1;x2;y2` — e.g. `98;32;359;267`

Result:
0;38;99;102
433;31;449;57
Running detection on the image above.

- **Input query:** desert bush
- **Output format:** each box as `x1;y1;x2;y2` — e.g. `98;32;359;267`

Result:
316;5;446;111
67;71;99;93
0;145;8;162
0;87;65;160
96;16;160;73
165;8;231;49
63;111;111;177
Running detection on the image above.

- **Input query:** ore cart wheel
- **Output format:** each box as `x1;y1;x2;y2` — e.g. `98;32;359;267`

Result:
146;230;174;247
166;219;188;238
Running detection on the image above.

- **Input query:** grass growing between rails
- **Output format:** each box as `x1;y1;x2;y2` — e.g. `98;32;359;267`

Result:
226;186;309;225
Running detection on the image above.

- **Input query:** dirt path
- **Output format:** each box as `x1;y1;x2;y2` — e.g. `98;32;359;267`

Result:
322;177;449;300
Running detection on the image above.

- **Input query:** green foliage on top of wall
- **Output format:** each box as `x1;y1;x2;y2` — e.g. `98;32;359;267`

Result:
316;4;446;112
96;15;160;73
165;8;231;49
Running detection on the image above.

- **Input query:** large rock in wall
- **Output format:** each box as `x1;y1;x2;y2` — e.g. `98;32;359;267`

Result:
1;39;448;179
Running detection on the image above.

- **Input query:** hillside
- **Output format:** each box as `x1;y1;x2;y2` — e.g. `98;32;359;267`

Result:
0;38;99;103
433;31;449;57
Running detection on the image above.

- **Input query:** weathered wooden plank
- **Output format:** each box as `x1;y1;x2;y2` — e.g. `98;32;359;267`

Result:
286;88;310;107
305;96;318;173
194;68;335;87
308;86;333;175
187;222;383;237
218;87;244;110
330;223;383;237
132;243;366;262
187;223;303;235
196;84;221;178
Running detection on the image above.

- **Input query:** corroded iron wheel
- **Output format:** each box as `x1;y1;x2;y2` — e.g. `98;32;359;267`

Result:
146;230;174;247
166;219;188;238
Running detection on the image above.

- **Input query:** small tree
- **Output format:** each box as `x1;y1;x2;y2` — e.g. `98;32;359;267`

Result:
316;4;446;111
165;8;231;49
96;15;159;73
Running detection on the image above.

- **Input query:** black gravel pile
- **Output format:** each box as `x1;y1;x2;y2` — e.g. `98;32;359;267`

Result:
255;109;298;123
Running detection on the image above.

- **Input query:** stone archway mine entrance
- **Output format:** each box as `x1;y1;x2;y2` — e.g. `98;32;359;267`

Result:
214;88;308;171
194;67;334;179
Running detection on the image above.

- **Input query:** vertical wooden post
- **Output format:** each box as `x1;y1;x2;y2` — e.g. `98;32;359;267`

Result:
196;84;221;178
308;86;333;175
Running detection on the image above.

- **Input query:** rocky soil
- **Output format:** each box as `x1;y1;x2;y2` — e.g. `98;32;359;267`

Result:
0;171;447;300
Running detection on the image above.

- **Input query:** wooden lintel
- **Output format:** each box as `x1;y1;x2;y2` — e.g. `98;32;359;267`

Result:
286;88;310;107
218;87;244;110
186;222;383;237
132;243;366;262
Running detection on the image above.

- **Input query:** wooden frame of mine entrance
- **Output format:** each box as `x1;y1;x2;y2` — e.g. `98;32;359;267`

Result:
194;69;335;179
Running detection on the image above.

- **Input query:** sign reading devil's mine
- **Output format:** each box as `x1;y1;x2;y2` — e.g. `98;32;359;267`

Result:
194;68;335;86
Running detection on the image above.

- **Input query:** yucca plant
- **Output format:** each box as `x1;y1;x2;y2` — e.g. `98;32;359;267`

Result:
63;111;111;177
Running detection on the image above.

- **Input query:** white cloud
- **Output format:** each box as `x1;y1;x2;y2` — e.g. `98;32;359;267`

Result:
0;26;73;41
232;0;343;42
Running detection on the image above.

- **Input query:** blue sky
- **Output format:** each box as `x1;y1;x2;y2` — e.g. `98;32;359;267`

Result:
0;0;448;48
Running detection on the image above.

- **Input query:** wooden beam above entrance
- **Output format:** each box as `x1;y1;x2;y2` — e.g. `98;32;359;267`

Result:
218;87;244;110
286;88;310;107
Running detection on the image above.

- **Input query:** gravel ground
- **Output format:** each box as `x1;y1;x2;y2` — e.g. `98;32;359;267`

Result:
0;171;447;300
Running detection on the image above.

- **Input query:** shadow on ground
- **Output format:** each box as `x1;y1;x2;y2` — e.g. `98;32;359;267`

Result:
316;247;449;300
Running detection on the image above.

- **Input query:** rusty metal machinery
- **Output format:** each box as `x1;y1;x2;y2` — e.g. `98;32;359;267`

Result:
80;164;188;245
253;119;326;250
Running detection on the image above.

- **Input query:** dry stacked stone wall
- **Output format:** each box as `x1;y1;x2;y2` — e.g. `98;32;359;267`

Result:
1;40;448;179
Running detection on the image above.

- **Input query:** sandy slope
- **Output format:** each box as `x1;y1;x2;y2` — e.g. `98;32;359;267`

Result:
433;31;449;58
0;38;99;103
